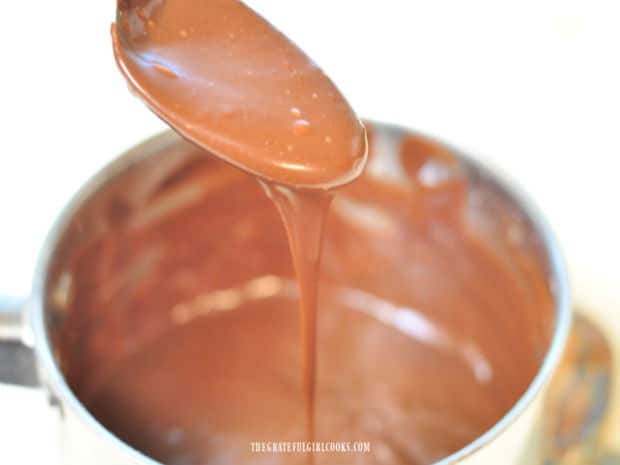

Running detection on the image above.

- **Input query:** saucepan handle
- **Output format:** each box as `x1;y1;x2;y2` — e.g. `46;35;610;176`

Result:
0;296;39;387
545;312;619;465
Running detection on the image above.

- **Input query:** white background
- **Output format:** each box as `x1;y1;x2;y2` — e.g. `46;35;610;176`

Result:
0;1;619;463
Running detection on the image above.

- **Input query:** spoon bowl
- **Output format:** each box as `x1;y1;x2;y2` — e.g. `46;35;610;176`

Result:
112;0;367;189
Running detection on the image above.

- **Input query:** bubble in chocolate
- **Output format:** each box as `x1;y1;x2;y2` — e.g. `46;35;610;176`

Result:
292;119;312;136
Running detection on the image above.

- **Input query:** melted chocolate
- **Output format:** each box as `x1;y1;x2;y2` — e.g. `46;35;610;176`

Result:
111;1;368;444
49;127;554;465
76;2;559;464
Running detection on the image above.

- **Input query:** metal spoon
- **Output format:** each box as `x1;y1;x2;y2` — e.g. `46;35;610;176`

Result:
111;0;367;189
